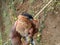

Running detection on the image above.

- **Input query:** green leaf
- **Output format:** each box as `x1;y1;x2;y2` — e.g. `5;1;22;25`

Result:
3;11;8;17
28;10;34;16
29;0;34;4
41;24;45;29
37;37;41;43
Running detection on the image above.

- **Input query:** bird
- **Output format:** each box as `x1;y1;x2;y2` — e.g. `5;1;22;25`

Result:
10;12;38;45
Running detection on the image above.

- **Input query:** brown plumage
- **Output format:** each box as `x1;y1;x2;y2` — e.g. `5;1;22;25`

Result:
10;13;38;45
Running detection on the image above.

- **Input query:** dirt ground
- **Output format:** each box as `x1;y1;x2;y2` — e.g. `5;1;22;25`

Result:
39;9;60;45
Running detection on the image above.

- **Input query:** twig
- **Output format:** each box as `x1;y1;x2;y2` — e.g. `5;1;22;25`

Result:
4;39;11;45
34;0;53;19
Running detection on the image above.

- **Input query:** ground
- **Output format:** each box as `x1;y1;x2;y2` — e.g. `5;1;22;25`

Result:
40;9;60;45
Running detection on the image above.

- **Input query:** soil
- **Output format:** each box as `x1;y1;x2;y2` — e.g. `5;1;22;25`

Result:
40;10;60;45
